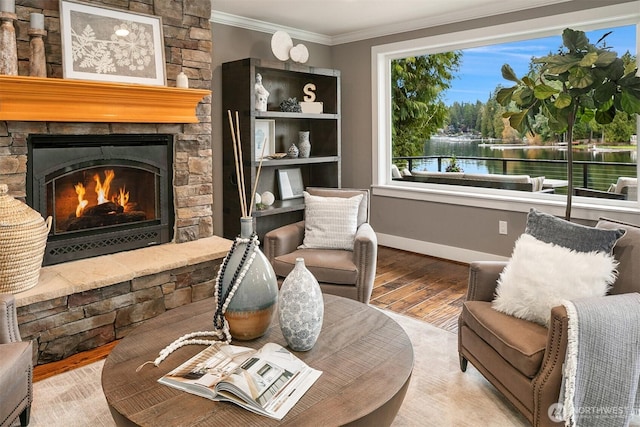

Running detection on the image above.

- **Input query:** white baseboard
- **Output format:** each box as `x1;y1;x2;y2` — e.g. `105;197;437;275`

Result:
377;233;508;264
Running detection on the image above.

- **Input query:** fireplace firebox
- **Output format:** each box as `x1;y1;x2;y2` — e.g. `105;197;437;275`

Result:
27;134;174;265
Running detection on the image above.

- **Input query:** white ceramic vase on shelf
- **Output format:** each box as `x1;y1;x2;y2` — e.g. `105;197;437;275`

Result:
279;258;324;351
176;71;189;88
298;131;311;158
287;143;299;158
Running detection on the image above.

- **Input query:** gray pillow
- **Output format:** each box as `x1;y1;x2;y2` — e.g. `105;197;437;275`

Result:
525;208;625;253
300;191;363;250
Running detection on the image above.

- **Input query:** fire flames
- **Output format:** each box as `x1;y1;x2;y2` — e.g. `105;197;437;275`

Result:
74;169;131;217
74;183;89;218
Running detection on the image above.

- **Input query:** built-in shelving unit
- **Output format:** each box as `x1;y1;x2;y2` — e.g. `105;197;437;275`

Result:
0;75;210;123
222;58;341;240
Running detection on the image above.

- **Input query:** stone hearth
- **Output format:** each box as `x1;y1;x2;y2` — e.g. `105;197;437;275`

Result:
15;236;231;364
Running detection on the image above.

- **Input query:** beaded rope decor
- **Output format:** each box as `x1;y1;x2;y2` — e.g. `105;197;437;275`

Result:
136;233;259;371
138;110;267;372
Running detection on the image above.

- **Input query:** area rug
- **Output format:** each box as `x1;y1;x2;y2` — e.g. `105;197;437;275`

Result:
21;311;528;427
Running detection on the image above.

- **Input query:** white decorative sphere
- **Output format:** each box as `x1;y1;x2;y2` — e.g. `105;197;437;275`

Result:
255;193;261;205
271;31;293;61
289;44;309;64
261;191;275;206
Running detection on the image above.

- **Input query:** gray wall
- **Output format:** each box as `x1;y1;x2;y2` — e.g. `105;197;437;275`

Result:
212;0;639;260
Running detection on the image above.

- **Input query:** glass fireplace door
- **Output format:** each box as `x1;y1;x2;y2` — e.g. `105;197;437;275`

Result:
48;163;159;235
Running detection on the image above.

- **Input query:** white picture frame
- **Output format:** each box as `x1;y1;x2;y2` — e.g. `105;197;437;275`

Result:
60;0;166;86
277;168;304;200
254;119;275;160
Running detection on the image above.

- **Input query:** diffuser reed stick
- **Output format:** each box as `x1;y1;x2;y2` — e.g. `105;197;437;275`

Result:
227;110;266;220
227;110;246;217
248;136;268;217
234;111;248;217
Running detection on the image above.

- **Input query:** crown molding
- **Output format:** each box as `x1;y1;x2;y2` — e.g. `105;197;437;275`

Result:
211;0;638;46
331;0;574;45
210;11;332;45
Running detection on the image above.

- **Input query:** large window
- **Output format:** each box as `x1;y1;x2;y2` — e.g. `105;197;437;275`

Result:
372;3;640;218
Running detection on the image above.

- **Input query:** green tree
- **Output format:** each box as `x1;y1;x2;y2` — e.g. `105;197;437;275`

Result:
446;101;483;133
602;111;636;143
498;28;640;220
475;100;484;132
481;90;507;139
392;53;462;157
600;52;638;143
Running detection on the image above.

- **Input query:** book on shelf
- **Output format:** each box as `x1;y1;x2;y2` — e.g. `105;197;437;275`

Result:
158;342;322;420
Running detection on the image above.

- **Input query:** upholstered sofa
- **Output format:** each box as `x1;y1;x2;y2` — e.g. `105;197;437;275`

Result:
457;217;640;427
397;170;549;192
0;294;32;427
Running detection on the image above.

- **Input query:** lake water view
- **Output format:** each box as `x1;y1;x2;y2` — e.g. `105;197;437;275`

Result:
414;137;638;191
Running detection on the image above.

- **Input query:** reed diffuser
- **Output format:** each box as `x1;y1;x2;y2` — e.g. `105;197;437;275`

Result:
212;111;278;340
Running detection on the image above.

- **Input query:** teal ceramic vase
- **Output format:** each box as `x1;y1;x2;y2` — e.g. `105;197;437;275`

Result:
217;217;278;340
279;258;324;351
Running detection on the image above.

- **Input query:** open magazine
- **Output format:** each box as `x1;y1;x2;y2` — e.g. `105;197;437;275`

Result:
158;342;322;420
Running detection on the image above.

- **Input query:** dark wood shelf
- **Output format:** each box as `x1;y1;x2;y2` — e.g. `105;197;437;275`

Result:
252;199;305;217
256;155;340;166
254;111;340;120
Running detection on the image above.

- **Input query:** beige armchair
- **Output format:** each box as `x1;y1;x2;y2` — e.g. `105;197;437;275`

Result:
0;294;32;427
264;188;377;304
458;218;640;427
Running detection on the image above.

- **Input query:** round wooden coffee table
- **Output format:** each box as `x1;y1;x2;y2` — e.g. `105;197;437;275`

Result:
102;294;413;426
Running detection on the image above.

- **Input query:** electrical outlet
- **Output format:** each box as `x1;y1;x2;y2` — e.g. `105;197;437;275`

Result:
499;221;508;235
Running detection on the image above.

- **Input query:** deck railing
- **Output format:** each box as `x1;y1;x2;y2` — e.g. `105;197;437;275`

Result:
393;155;637;193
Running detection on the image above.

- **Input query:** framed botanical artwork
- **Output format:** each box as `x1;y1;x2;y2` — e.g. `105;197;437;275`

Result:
277;168;304;200
59;0;166;85
254;119;275;160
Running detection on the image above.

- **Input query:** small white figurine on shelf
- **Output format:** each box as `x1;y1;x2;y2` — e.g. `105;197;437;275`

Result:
261;191;275;207
255;73;269;112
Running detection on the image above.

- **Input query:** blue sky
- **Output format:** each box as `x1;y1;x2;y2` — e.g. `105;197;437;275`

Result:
443;25;637;106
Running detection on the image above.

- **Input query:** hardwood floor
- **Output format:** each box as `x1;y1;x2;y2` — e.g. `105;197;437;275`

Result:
33;246;469;381
33;341;119;382
369;246;468;333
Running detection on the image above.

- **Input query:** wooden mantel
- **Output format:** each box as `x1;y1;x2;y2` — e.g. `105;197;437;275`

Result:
0;75;210;123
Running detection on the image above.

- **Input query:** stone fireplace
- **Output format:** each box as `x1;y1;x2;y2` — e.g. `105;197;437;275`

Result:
1;0;215;247
28;133;174;265
0;0;231;365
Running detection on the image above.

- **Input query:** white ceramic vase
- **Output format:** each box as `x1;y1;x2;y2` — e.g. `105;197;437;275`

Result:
279;258;324;351
298;131;311;158
287;143;299;158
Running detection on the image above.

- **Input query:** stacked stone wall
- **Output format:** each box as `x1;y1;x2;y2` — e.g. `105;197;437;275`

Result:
17;258;222;364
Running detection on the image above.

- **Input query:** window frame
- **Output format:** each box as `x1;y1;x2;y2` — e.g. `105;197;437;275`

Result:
371;2;640;221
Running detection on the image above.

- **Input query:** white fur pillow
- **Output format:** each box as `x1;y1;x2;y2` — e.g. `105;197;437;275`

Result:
300;191;363;250
492;234;618;326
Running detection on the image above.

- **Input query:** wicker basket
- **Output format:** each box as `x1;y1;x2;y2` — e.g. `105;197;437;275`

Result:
0;184;52;294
